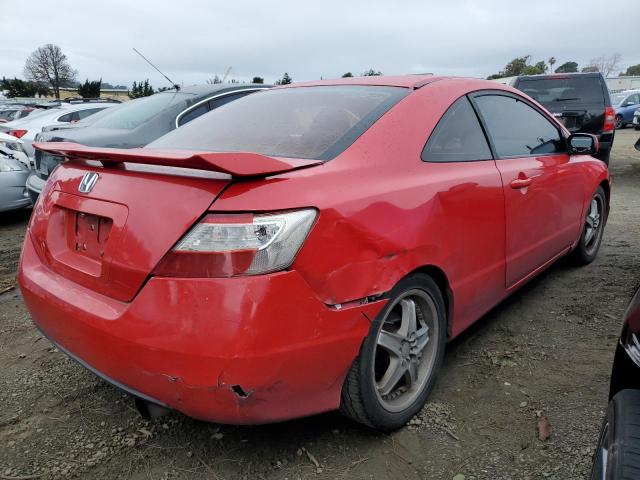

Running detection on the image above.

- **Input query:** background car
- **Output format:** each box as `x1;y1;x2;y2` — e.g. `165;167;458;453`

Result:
27;83;269;201
511;72;615;164
0;104;41;123
0;131;30;168
22;76;609;431
633;107;640;130
0;99;119;158
611;90;640;129
0;133;31;212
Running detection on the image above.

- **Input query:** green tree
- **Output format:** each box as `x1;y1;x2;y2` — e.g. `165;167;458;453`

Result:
362;68;382;76
341;72;354;78
77;78;102;98
275;72;292;85
522;61;547;75
487;55;547;79
128;79;154;99
251;76;264;84
622;64;640;76
1;77;49;97
581;65;599;73
555;61;579;73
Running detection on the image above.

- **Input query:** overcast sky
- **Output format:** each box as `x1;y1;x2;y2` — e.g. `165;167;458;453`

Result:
1;0;638;87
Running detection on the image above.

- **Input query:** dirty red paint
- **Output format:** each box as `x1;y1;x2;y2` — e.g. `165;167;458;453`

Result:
19;76;609;424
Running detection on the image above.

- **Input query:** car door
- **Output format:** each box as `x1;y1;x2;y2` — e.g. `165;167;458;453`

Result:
471;91;585;288
622;94;640;123
421;95;506;329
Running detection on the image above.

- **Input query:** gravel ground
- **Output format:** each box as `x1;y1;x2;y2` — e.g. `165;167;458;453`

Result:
1;129;639;480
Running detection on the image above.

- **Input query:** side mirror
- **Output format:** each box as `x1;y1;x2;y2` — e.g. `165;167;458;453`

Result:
568;133;599;156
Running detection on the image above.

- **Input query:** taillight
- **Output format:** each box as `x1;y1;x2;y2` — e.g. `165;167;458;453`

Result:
153;209;317;278
603;107;616;133
7;129;27;139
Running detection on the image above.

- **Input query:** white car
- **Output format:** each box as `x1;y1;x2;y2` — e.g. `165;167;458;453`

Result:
0;131;30;167
0;100;119;158
634;108;640;130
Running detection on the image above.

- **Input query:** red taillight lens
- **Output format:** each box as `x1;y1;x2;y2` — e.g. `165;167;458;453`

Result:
153;209;317;278
603;107;616;133
7;129;27;139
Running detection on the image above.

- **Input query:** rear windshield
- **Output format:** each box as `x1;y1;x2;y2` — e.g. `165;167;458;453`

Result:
89;92;190;130
148;85;409;160
516;77;604;107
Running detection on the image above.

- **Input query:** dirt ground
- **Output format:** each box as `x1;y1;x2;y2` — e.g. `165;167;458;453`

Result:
1;129;639;480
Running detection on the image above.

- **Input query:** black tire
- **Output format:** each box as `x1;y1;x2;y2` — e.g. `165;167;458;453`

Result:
591;389;640;480
339;273;447;431
570;186;607;265
615;115;624;130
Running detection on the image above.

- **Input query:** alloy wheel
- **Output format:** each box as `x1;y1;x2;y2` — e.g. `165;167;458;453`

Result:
584;194;604;256
372;289;438;412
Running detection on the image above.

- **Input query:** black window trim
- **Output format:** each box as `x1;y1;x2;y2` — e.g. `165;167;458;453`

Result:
468;89;569;160
421;94;495;163
175;87;268;128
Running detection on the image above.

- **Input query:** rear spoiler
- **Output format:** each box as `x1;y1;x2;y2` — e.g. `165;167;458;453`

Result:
33;142;322;178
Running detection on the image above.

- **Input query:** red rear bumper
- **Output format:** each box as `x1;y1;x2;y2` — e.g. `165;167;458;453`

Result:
18;235;385;424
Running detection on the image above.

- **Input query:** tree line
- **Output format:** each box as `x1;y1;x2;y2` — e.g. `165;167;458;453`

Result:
488;53;640;79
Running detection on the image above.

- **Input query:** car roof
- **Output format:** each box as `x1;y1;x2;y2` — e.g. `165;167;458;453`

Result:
515;72;603;80
283;75;444;89
161;83;271;96
276;75;522;96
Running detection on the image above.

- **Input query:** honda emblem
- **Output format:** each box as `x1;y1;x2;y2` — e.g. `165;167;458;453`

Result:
78;172;99;193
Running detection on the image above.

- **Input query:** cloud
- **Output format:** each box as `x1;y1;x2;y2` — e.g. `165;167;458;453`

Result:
1;0;637;87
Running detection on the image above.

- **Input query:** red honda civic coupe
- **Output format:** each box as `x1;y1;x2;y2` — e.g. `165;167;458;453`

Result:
19;76;609;431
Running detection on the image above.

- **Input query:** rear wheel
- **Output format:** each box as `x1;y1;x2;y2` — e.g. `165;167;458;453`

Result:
570;186;606;265
591;390;640;480
615;114;623;129
340;274;447;431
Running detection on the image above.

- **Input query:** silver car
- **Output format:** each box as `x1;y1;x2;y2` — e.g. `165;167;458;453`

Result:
0;133;31;212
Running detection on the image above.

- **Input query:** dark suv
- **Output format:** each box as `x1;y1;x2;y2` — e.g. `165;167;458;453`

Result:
511;73;615;165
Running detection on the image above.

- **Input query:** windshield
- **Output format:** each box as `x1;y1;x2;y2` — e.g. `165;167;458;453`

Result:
517;77;604;106
148;86;409;160
89;92;189;130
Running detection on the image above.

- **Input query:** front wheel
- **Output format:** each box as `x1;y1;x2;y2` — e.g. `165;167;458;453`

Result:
591;390;640;480
570;186;607;265
340;273;447;431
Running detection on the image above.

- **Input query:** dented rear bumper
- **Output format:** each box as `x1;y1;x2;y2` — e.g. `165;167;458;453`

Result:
18;235;385;424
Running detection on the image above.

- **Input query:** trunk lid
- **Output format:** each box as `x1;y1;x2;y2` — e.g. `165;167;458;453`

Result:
29;144;321;302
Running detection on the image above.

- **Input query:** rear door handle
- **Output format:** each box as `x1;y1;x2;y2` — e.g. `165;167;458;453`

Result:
510;177;532;189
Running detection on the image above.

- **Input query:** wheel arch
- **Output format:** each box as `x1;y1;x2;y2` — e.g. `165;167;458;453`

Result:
600;179;610;215
407;265;454;338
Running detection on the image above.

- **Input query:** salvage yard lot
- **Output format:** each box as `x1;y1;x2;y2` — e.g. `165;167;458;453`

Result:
1;130;639;480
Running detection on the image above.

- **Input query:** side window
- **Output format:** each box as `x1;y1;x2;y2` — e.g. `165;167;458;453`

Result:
208;91;252;110
629;94;640;105
474;94;564;157
57;112;74;122
422;96;492;162
77;108;104;120
177;103;209;127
